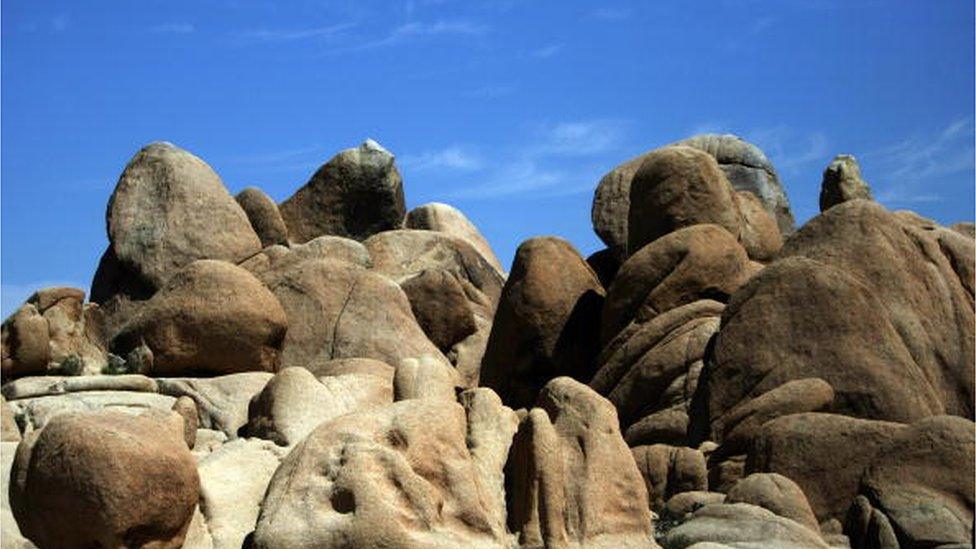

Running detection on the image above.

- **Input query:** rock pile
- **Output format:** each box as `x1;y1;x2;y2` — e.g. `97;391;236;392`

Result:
1;134;972;549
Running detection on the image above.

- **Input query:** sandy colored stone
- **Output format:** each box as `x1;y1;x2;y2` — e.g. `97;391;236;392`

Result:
401;269;479;352
1;374;158;400
725;473;820;533
156;373;273;437
8;391;178;435
111;260;287;376
279;140;405;243
9;410;199;549
662;503;830;548
107;142;261;290
405;202;505;274
632;444;708;512
235;186;289;247
2;396;20;442
481;237;605;409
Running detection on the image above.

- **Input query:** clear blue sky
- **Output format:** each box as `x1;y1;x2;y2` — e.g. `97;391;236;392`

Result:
2;0;974;317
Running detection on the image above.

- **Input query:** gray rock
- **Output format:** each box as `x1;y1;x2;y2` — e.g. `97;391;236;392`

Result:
819;155;872;212
1;374;158;401
662;503;830;548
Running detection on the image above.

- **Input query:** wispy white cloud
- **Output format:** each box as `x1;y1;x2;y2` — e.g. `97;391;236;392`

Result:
531;119;628;156
235;22;356;43
351;19;488;51
865;117;974;206
150;23;196;34
448;160;565;199
530;43;563;59
401;146;483;171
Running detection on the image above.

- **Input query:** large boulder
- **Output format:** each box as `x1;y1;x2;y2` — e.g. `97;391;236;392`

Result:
660;503;830;548
601;224;755;346
725;473;820;533
9;410;199;549
676;134;795;236
235;186;289;247
239;235;372;279
480;237;605;409
745;412;905;523
627;146;781;261
592;152;647;259
405;202;505;274
111;260;287;376
252;399;510;548
107;142;262;290
278;140;405;243
2;288;106;379
400;269;479;352
506;378;655;548
851;415;974;547
88;246;155;341
632;444;708;513
705;257;947;428
819;154;871;212
258;258;449;372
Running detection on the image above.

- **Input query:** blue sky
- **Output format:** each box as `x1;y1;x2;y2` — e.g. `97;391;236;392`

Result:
2;0;974;317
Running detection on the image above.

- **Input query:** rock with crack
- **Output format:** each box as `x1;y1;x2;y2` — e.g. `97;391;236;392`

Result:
238;235;372;279
252;399;512;548
9;409;199;549
405;202;505;275
506;377;656;548
278;139;405;243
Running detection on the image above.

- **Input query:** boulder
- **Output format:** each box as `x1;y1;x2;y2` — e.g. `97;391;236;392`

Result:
9;410;199;549
1;374;158;400
480;237;605;409
586;248;621;288
107;142;262;290
259;258;449;372
246;367;392;446
405;202;505;274
171;395;198;448
156;373;273;438
400;269;479;352
197;438;286;549
779;200;975;418
624;407;690;447
393;355;460;402
632;444;708;512
854;415;974;547
725;473;820;533
951;221;975;239
2;397;20;442
592;151;650;259
819;154;871;212
664;491;726;518
706;257;946;428
88;246;155;341
661;503;830;548
676;134;796;236
626;146;782;262
235;187;289;247
306;357;395;383
7;391;179;435
2;442;33;549
507;378;654;548
745;412;905;522
240;236;372;279
278;139;405;243
1;305;49;379
601;224;755;345
252;399;509;548
111;260;287;376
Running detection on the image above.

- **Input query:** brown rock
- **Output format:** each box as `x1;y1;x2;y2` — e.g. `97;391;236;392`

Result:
586;248;621;288
88;246;154;342
111;260;287;376
1;305;50;379
278;140;405;243
405;202;505;274
480;237;605;409
707;257;945;427
252;399;508;548
235;187;289;247
745;412;905;522
819;154;872;212
780;200;975;418
592;151;646;259
662;503;831;548
400;270;479;352
601;224;754;345
507;377;654;547
624;407;689;447
9;410;200;549
107;142;262;290
2;396;20;442
631;444;708;512
725;473;820;533
627;145;781;262
171;396;199;449
259;258;448;372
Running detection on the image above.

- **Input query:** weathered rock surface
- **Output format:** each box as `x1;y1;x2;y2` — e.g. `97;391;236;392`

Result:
507;378;655;548
480;237;605;409
259;258;449;372
661;503;830;548
107;142;262;290
632;444;708;513
239;236;372;279
601;224;754;346
9;410;199;549
1;396;20;442
1;374;158;400
627;145;782;262
7;391;179;435
405;202;505;274
592;152;647;259
676;134;796;236
279;139;405;243
2;442;34;549
235;186;289;247
111;260;287;376
156;373;273;437
745;413;905;522
246;366;392;446
819;154;871;212
725;473;820;533
393;355;460;401
252;399;510;548
852;415;974;547
400;269;480;352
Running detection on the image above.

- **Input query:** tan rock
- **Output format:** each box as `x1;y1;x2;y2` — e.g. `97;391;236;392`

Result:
725;473;820;533
662;503;830;548
10;410;199;549
156;373;273;438
393;355;460;402
235;186;289;247
2;396;21;443
405;202;505;274
632;444;708;513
